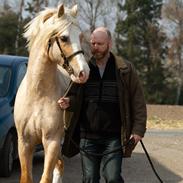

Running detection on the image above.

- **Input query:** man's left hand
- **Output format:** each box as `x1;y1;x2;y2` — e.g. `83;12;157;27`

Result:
130;134;142;144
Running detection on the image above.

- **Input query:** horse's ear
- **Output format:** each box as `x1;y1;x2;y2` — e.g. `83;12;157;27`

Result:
70;4;78;17
57;4;65;18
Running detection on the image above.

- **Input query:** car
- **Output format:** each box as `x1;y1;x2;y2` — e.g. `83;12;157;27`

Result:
0;55;28;177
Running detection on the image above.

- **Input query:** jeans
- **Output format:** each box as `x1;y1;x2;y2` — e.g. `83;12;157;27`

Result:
80;137;124;183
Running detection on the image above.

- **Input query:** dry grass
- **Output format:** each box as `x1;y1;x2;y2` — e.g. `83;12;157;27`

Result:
147;118;183;129
147;104;183;130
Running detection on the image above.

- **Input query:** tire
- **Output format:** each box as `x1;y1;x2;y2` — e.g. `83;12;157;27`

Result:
0;132;17;177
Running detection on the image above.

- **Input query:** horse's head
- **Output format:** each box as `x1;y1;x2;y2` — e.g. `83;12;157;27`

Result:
24;4;89;84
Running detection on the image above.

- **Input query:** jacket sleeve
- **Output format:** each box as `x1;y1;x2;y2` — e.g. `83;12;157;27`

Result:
129;63;147;137
65;83;81;111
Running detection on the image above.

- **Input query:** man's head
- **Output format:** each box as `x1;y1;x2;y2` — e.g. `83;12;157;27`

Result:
90;27;112;60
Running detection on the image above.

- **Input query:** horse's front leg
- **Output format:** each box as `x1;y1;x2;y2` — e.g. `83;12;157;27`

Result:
18;136;34;183
52;158;64;183
40;135;63;183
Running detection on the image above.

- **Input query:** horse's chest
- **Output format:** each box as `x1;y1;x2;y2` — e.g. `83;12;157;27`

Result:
25;101;62;126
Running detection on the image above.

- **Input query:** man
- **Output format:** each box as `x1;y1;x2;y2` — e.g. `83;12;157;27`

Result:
58;27;147;183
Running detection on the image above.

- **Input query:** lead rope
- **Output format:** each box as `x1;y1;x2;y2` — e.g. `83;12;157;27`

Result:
63;81;74;98
62;81;73;128
140;140;164;183
121;73;164;182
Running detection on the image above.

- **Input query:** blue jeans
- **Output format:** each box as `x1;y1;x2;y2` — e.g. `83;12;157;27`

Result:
80;137;124;183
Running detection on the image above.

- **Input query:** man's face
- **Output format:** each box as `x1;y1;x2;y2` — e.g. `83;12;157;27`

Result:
90;31;111;60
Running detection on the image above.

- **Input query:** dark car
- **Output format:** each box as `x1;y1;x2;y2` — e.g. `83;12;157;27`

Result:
0;55;28;177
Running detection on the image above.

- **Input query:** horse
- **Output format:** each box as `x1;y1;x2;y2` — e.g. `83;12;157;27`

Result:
14;4;89;183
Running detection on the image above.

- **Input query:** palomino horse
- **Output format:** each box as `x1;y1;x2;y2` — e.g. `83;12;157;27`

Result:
14;4;89;183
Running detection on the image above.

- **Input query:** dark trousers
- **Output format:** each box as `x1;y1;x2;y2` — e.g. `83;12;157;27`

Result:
80;137;124;183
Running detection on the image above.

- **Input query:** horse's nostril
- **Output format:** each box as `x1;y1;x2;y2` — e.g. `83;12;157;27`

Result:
79;71;89;83
79;71;85;79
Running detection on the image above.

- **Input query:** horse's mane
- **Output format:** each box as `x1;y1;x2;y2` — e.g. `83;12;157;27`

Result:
24;5;79;51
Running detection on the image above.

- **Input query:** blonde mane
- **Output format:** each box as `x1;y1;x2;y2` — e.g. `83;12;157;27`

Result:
24;6;79;51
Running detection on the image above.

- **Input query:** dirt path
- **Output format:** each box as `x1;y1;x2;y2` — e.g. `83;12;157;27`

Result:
0;129;183;183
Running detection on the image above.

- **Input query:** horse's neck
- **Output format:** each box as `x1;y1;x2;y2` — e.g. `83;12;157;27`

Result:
27;53;58;94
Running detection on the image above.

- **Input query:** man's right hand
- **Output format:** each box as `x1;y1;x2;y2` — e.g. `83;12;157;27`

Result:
58;97;70;109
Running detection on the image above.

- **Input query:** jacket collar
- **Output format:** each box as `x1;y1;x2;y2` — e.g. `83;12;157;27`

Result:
112;53;130;73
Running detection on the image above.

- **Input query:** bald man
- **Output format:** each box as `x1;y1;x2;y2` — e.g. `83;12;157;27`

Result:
58;27;147;183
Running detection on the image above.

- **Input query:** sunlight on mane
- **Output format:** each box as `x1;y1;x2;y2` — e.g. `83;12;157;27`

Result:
24;5;79;51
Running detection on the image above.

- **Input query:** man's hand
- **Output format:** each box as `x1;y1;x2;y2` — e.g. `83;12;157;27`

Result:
58;97;70;109
130;134;142;144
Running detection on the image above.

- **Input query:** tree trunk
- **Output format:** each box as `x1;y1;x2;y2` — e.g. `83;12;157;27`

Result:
15;0;24;54
44;0;48;7
175;80;182;105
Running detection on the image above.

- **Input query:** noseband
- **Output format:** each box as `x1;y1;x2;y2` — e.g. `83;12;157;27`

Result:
48;36;84;75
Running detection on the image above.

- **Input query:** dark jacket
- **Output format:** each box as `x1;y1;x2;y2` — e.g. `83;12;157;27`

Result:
62;53;147;158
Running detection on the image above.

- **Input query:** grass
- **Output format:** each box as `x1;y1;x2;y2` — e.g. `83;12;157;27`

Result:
147;116;183;130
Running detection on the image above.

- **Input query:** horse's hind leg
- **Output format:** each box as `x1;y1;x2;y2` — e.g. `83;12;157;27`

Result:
40;138;62;183
18;136;34;183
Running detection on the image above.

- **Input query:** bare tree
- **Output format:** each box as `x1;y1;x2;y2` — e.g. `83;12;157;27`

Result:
44;0;48;7
77;0;117;32
162;0;183;104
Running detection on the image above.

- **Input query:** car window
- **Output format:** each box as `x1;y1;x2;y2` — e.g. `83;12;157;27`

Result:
16;63;27;89
0;66;11;97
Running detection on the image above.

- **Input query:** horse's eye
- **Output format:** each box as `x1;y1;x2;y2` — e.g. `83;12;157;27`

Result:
60;36;68;42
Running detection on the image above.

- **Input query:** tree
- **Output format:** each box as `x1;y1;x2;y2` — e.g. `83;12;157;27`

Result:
25;0;45;17
15;0;24;54
162;0;183;105
0;6;28;55
78;0;117;32
115;0;169;104
0;10;19;54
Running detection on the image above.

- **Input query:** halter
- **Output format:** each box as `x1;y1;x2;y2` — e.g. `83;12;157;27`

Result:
55;37;84;75
48;35;84;76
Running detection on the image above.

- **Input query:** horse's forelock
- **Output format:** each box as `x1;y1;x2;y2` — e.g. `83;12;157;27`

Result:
24;5;79;51
24;8;57;50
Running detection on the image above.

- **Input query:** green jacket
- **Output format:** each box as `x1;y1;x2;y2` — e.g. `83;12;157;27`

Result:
62;53;147;158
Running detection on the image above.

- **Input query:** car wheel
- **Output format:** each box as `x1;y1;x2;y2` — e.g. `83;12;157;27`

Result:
0;132;17;177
